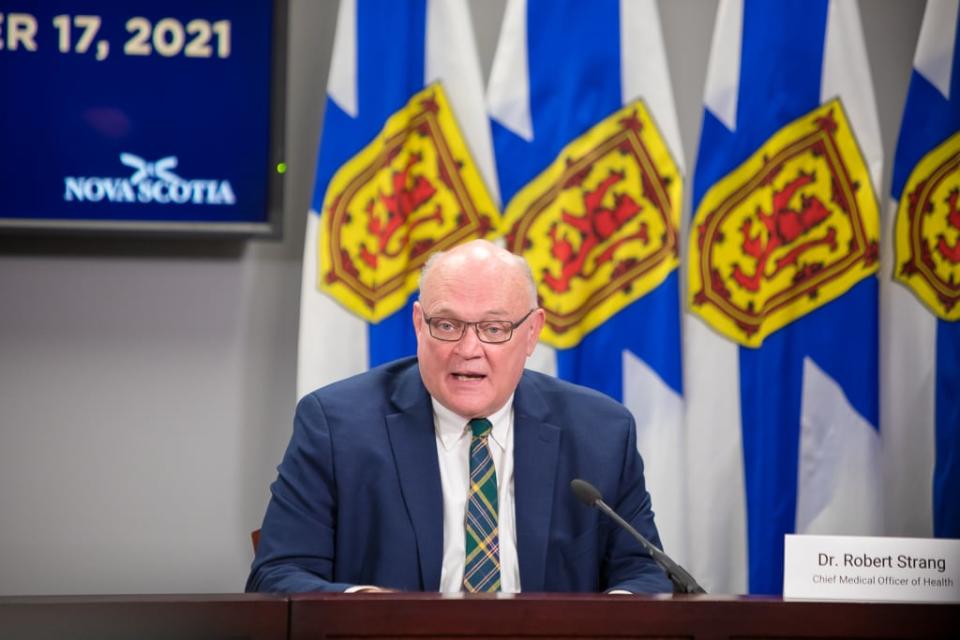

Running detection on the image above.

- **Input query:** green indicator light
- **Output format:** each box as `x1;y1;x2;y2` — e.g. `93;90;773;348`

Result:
276;162;287;174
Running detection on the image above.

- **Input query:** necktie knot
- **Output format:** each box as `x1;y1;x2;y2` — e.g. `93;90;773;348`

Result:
469;418;492;438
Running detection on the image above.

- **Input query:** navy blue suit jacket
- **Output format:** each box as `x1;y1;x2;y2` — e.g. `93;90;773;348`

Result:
246;357;671;593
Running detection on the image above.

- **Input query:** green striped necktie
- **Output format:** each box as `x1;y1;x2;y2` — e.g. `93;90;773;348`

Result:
462;417;501;592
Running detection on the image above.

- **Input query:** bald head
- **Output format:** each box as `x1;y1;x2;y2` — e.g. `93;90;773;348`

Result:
419;239;538;308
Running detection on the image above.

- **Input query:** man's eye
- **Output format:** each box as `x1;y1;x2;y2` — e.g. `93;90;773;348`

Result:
482;324;506;335
435;320;458;332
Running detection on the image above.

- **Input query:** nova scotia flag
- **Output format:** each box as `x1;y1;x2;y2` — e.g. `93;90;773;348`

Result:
687;0;884;594
488;0;687;564
297;0;499;398
883;0;960;540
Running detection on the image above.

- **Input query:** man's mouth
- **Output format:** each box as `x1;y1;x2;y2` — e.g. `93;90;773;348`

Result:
452;372;485;381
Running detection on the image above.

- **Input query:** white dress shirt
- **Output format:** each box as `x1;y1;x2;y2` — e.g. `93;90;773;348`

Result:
433;396;520;593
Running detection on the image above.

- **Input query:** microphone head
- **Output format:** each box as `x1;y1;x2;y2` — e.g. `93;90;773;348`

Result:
570;478;602;506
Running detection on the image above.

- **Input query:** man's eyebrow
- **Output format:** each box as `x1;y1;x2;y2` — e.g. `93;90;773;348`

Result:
428;307;512;319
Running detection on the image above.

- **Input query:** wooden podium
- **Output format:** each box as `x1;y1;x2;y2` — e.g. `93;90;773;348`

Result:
1;593;957;639
290;593;958;640
0;594;287;639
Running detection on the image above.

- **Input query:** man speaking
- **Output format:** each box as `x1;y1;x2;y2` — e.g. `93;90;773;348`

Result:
247;240;671;593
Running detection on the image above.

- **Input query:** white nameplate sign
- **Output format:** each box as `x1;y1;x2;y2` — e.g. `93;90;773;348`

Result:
784;534;960;602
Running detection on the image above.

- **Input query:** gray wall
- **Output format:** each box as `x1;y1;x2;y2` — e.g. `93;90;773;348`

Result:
0;0;924;595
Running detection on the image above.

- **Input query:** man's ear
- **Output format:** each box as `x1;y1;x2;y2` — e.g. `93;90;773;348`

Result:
525;308;546;356
412;301;423;336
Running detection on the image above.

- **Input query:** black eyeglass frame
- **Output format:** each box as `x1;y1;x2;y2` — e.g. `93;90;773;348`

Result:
422;308;537;344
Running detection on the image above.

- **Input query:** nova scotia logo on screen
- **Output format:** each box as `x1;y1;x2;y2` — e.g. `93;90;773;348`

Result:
63;153;236;205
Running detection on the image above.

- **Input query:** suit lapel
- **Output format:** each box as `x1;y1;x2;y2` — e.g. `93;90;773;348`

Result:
386;366;443;591
513;375;561;592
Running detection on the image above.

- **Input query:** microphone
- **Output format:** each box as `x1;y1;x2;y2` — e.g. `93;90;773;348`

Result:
570;478;706;594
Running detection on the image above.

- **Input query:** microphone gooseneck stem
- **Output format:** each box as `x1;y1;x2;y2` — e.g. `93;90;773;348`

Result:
592;498;706;594
571;478;705;594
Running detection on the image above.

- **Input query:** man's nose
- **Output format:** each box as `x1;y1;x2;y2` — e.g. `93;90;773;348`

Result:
453;324;483;356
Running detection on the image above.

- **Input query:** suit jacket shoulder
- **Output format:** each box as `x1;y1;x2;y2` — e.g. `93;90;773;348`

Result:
304;356;424;413
515;367;636;444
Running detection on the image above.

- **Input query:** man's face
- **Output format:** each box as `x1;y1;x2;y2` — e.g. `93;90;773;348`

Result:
414;254;543;419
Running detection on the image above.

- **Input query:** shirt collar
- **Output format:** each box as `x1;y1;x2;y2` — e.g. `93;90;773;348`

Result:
432;394;514;451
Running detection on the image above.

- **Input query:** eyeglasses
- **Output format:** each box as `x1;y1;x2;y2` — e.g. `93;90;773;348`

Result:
423;309;536;344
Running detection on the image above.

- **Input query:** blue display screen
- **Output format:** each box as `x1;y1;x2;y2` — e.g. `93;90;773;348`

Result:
0;0;284;234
